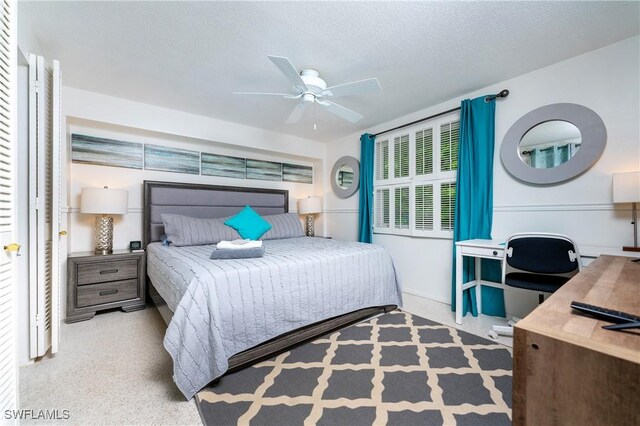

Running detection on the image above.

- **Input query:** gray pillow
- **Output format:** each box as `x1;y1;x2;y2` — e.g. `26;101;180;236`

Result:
210;246;265;259
161;214;240;247
261;212;305;240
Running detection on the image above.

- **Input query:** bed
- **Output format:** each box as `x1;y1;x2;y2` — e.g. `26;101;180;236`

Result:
143;180;401;400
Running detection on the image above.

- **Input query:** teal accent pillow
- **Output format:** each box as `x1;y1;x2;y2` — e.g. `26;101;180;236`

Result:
224;206;272;240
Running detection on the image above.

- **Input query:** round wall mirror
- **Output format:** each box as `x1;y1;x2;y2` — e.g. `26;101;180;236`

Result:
336;165;354;189
518;120;582;169
501;103;606;185
331;156;360;198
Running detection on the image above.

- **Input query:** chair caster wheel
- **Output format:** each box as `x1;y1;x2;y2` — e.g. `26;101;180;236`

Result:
488;330;499;339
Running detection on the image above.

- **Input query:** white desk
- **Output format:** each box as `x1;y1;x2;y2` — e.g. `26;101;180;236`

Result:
455;239;505;324
454;239;640;324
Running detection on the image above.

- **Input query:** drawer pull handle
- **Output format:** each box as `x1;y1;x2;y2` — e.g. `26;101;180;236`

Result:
100;289;118;296
493;251;498;256
100;269;119;275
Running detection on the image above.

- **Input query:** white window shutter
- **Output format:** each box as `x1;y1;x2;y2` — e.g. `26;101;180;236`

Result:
416;128;433;176
394;186;409;229
393;134;409;178
440;120;460;173
440;181;456;231
415;184;434;231
375;188;389;228
375;139;389;180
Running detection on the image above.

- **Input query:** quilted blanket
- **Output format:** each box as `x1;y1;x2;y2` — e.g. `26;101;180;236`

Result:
147;237;402;399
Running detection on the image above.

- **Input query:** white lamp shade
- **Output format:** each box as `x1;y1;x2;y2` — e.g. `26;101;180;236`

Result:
613;172;640;203
80;187;129;215
298;196;322;214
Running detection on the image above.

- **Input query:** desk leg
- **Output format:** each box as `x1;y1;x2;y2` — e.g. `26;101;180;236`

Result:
476;257;482;315
455;247;463;325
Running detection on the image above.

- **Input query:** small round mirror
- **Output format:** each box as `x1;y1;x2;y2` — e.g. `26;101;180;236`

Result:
336;165;354;189
518;120;582;169
331;156;360;198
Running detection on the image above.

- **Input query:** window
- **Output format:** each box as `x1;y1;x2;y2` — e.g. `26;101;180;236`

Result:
376;139;389;180
373;113;459;238
375;188;390;228
394;187;409;229
393;135;409;178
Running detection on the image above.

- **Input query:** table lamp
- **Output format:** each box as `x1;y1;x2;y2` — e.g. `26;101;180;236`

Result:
613;171;640;252
298;196;322;237
81;186;128;254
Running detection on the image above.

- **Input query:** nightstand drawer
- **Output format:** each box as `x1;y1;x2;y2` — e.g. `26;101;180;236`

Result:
77;259;138;285
76;279;139;307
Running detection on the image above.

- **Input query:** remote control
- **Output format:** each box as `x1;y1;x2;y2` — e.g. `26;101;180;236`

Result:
570;301;640;324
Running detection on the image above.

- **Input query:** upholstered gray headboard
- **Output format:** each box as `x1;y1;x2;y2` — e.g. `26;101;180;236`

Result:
143;181;289;246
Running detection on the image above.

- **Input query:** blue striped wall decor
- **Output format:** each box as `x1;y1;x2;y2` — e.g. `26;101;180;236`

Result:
71;133;313;184
201;153;246;179
71;134;143;169
246;159;283;181
144;144;200;174
283;163;313;184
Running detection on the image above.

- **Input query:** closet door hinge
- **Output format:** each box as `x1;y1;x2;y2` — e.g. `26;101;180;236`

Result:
35;313;44;328
33;79;40;93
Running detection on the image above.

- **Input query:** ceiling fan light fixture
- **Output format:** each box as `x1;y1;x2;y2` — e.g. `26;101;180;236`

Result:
300;68;326;94
235;56;381;125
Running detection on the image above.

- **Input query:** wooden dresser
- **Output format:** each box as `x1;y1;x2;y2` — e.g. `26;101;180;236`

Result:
513;255;640;425
67;250;146;323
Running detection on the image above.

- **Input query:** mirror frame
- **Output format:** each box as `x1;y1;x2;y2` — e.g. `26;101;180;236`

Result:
500;103;606;185
331;156;360;199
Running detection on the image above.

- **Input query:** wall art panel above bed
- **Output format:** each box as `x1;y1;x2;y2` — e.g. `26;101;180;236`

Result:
71;133;313;184
246;159;283;182
144;144;200;174
71;134;143;169
201;153;246;179
283;163;313;184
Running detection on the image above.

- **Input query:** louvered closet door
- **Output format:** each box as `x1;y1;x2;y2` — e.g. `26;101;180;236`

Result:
0;0;18;417
28;54;59;357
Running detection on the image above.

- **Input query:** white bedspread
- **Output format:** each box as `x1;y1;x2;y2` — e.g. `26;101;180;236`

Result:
146;237;402;399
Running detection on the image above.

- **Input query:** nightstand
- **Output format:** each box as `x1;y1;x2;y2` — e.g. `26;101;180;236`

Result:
67;250;146;323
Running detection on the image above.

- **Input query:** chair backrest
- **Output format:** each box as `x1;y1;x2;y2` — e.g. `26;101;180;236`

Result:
502;232;581;282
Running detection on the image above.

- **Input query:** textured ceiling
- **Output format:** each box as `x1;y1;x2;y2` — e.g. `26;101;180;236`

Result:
19;1;640;142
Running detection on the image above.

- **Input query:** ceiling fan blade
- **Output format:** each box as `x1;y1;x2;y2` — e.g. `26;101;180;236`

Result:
233;92;294;97
317;100;364;123
268;56;308;92
322;78;381;98
286;102;306;124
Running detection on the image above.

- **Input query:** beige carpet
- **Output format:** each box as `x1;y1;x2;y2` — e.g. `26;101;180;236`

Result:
19;306;201;425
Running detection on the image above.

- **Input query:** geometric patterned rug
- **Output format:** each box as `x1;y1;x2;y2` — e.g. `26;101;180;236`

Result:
196;310;512;425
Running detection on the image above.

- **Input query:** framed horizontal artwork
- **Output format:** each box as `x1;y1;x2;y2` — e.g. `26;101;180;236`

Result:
71;134;143;169
283;163;313;184
144;144;200;174
246;159;283;181
201;153;246;179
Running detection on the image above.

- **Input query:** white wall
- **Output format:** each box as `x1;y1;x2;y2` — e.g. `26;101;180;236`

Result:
325;36;640;318
62;88;328;318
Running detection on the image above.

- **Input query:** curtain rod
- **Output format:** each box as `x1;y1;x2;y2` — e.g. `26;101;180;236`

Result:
372;89;510;137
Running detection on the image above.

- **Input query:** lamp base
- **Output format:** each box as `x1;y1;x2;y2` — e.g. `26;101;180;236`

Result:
305;214;315;237
622;246;640;252
94;215;114;254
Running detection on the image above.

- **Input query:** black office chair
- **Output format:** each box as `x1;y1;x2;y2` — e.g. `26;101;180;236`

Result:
489;232;581;339
503;232;581;301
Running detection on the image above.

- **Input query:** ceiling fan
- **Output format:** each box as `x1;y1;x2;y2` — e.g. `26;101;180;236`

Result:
234;56;381;125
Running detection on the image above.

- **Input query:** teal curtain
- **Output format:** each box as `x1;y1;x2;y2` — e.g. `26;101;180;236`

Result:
450;96;506;318
358;133;375;243
530;144;576;168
